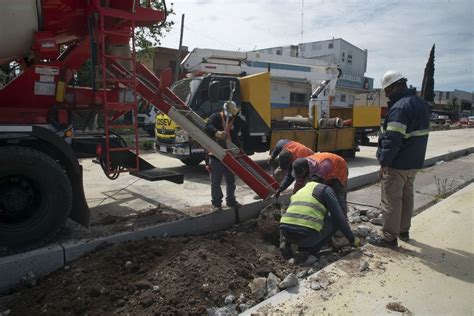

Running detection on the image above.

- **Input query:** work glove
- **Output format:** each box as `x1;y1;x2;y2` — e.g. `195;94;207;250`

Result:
215;131;227;141
274;189;281;199
351;237;362;248
268;156;278;169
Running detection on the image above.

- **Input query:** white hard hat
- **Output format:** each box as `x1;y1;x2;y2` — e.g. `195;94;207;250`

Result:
223;100;240;117
381;70;405;89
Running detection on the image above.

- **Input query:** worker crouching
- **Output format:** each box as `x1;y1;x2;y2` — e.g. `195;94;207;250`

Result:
279;175;360;259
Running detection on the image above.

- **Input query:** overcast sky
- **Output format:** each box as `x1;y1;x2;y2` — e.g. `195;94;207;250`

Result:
159;0;473;92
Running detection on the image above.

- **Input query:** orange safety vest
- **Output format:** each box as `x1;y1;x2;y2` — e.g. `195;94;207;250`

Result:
283;141;314;162
308;152;348;186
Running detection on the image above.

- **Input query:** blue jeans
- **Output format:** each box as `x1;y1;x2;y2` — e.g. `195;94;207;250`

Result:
280;215;337;252
209;156;236;206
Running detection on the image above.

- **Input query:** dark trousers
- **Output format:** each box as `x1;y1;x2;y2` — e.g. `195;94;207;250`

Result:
209;156;236;206
326;179;348;217
280;215;337;253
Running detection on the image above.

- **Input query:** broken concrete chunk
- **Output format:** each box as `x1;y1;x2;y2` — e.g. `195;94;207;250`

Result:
266;273;281;298
239;303;249;312
370;217;384;226
310;281;322;290
224;294;235;304
297;270;307;278
248;277;267;300
208;304;237;316
353;227;369;238
279;273;298;289
386;302;408;313
350;216;362;224
367;209;381;219
360;216;370;222
124;261;133;269
363;249;374;257
307;267;317;275
360;261;369;271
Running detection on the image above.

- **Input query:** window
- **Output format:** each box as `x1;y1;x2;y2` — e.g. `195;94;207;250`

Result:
276;49;282;55
446;92;450;99
347;54;352;64
290;92;307;107
328;43;333;49
340;94;346;102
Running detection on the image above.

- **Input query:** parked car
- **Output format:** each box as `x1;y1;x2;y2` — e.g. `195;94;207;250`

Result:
468;116;474;126
460;117;469;125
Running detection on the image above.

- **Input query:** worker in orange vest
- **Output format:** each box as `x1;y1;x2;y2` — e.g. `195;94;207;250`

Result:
268;139;314;198
292;152;349;215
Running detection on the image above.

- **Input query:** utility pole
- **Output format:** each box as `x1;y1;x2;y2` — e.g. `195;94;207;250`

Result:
175;13;185;82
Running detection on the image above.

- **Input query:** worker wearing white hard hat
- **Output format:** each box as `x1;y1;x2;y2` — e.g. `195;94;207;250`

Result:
381;70;406;89
367;71;431;248
205;98;245;211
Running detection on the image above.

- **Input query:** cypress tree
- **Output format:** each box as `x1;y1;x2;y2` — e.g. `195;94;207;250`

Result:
421;44;435;102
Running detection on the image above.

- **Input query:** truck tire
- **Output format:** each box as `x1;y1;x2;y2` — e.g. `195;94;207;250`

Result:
0;146;73;253
179;157;204;166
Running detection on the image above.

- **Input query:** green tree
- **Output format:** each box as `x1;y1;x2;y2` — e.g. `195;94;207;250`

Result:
135;1;175;58
421;44;435;102
445;97;460;120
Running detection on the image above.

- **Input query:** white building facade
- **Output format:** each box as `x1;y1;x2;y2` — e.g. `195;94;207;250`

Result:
256;38;374;108
434;89;473;116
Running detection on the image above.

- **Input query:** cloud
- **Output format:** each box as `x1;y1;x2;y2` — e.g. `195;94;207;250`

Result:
161;0;473;91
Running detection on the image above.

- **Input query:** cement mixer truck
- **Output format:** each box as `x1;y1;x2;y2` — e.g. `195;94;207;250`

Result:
0;1;277;253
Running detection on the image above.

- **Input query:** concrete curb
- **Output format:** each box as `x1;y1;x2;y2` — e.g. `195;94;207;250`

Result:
1;147;473;293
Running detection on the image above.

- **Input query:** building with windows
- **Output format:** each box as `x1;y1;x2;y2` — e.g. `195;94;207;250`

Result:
256;38;374;108
433;89;473;116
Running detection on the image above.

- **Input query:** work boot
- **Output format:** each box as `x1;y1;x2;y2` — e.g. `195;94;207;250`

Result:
211;205;223;212
226;200;241;208
399;232;410;242
367;235;398;249
279;242;292;260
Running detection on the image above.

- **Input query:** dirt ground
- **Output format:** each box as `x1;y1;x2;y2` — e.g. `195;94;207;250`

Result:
1;205;356;315
55;203;208;242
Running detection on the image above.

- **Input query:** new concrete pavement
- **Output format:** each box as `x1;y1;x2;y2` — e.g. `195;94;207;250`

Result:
244;183;474;315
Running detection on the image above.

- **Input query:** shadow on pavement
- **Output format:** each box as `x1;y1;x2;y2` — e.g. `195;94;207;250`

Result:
402;239;474;284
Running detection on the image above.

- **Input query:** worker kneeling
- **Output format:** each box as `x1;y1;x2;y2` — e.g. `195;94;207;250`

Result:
279;175;360;258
